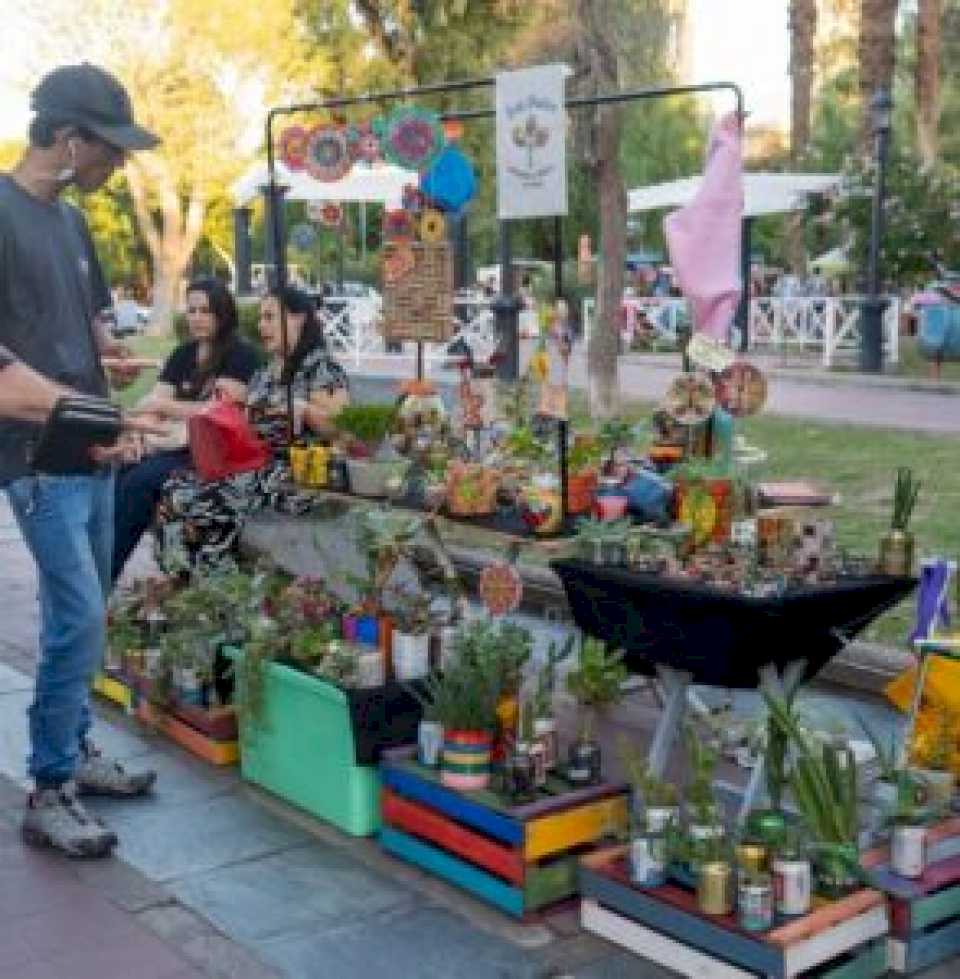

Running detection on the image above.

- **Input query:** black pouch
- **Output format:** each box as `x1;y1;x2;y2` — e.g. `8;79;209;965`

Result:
31;395;122;474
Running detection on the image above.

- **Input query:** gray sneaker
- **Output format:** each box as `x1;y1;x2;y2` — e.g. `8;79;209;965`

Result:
76;742;157;798
22;781;118;858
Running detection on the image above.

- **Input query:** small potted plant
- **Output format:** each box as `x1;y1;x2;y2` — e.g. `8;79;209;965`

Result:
858;713;902;810
446;460;500;517
334;403;409;498
566;436;602;515
620;735;679;834
683;725;724;871
408;671;445;768
503;700;540;802
565;636;626;786
575;516;631;566
391;589;432;682
532;637;571;772
879;466;921;575
597;418;635;479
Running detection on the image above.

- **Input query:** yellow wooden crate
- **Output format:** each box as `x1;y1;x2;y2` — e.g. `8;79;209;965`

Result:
524;793;628;862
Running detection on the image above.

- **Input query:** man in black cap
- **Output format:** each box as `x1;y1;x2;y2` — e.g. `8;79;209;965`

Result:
2;63;161;858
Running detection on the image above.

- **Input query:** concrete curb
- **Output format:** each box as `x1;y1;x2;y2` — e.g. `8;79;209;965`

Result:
619;353;960;397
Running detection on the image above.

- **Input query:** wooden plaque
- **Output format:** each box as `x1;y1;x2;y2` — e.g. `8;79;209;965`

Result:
382;242;455;343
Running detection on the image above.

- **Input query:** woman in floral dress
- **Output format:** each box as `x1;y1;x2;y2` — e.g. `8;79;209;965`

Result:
155;286;349;574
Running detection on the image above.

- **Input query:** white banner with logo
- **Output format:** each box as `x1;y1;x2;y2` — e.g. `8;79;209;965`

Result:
496;64;567;220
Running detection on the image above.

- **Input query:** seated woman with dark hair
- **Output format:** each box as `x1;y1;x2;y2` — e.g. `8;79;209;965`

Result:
155;285;349;574
112;277;260;582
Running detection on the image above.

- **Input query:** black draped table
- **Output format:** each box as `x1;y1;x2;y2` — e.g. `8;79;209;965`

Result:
551;559;916;807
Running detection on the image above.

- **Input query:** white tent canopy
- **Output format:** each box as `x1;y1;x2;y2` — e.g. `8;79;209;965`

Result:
627;171;842;218
231;160;418;208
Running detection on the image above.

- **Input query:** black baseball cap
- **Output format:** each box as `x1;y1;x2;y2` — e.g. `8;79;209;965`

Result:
31;63;160;152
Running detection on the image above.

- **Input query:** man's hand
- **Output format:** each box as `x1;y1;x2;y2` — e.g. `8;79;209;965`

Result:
90;432;144;465
98;333;143;389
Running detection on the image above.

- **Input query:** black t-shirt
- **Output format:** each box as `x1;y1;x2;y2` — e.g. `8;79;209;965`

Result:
158;339;261;400
0;176;111;483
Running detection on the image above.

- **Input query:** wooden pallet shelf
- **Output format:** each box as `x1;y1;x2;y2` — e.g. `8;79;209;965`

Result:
379;747;628;918
579;846;889;979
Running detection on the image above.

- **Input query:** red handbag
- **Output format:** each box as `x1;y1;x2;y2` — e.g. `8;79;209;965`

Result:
188;398;272;482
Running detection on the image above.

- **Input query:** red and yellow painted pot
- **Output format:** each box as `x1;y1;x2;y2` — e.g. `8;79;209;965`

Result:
440;729;493;791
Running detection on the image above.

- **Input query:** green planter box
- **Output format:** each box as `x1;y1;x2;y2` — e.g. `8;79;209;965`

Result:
228;651;381;836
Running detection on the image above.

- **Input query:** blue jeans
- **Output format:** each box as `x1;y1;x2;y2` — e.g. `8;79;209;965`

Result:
113;449;190;583
6;471;114;788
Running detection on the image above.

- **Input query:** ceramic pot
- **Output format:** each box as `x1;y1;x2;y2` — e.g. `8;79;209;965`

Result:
594;494;628;522
417;720;443;768
355;615;379;647
441;729;492;791
393;631;430;681
879;530;915;576
356;648;385;688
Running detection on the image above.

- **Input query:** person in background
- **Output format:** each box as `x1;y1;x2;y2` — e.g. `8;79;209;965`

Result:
155;285;349;573
1;63;160;859
111;278;260;581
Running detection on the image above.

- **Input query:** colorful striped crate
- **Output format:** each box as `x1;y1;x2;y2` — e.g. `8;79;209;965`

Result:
379;746;629;918
863;818;960;974
579;846;889;979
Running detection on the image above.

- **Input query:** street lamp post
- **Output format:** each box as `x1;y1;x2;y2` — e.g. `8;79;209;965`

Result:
859;88;893;373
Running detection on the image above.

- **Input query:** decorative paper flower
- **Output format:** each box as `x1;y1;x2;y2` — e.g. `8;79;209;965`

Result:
383;107;445;172
383;242;416;285
305;124;352;182
279;125;309;171
402;184;427;214
420;146;477;212
349;121;382;165
383;208;415;241
419;208;446;243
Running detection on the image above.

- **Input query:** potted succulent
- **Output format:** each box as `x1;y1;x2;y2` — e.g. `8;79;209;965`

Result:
564;636;626;786
673;459;734;549
575;516;631;566
879;467;921;576
620;736;679;834
334;403;409;497
857;713;903;810
566;437;602;515
391;589;432;682
762;686;863;899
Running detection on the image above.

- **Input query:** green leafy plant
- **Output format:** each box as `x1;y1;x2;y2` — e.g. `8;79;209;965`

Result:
684;724;720;824
856;713;900;784
533;635;573;720
891;467;921;532
568;438;603;475
452;619;532;697
575;516;631;544
565;636;626;741
505;423;553;467
333;403;398;448
620;735;678;808
409;655;501;733
597;419;635;457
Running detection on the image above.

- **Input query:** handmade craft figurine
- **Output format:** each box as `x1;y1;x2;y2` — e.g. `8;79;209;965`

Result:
538;299;573;420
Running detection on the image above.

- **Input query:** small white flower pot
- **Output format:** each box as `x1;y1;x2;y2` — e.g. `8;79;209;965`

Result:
418;720;443;768
645;806;680;834
393;632;430;681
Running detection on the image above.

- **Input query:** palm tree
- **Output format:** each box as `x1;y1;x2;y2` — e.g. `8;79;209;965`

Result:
789;0;818;162
915;0;942;169
858;0;899;151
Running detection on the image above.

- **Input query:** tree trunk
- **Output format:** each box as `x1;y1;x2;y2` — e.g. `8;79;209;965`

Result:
858;0;899;152
589;106;625;420
126;160;206;336
788;0;817;274
915;0;941;169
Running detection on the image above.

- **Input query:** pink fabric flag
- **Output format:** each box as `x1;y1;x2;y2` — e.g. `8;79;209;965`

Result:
664;112;744;341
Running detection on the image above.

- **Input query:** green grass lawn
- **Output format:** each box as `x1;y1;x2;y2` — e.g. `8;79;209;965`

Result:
573;394;960;647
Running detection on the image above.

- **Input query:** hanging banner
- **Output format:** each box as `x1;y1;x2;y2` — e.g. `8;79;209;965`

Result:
496;64;567;220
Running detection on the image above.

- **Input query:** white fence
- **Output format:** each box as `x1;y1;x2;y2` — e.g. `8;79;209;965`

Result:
320;292;497;367
584;295;901;368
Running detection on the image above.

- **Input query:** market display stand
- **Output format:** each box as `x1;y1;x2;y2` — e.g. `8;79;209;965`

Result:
862;818;960;974
92;671;239;766
580;846;889;979
379;746;629;918
552;561;916;818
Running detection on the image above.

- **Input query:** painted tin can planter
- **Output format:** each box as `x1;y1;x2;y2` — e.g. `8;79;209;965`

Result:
440;730;493;791
735;842;770;879
393;631;430;681
772;854;812;916
697;861;734;915
567;739;602;786
630;832;667;888
355;615;379;646
738;874;774;932
891;825;927;879
534;717;558;772
417;720;443;768
643;805;679;835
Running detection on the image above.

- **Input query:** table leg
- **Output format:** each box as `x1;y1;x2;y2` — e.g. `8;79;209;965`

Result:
647;665;692;779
